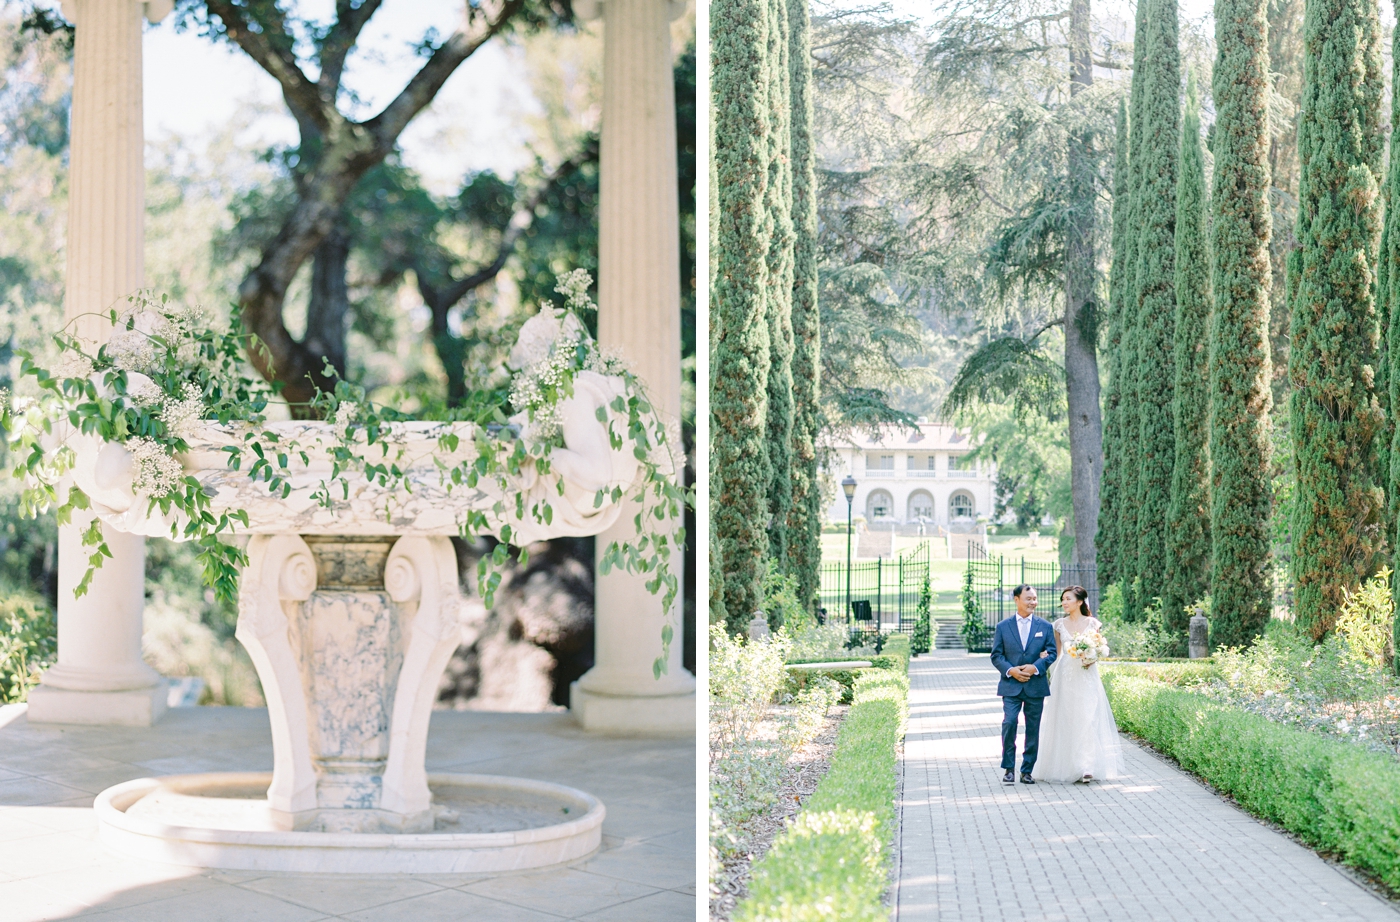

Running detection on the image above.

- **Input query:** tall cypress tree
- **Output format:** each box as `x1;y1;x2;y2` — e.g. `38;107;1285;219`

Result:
712;0;772;632
1131;0;1180;613
1115;0;1150;614
1164;72;1212;647
787;0;823;613
1210;0;1274;649
1097;98;1131;587
1289;0;1385;640
764;0;796;570
1385;2;1400;565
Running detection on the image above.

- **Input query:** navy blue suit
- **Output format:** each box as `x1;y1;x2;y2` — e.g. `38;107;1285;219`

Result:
989;614;1058;773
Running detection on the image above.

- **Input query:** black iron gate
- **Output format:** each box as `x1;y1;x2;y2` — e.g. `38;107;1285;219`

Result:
961;549;1098;652
819;542;930;641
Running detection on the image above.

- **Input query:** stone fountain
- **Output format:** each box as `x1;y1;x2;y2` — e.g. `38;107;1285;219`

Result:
69;366;647;872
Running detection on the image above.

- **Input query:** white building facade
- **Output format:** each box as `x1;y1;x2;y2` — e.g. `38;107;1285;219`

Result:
826;422;997;529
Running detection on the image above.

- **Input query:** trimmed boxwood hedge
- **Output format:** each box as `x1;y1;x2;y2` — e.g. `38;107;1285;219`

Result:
735;667;910;921
1105;674;1400;888
783;633;912;703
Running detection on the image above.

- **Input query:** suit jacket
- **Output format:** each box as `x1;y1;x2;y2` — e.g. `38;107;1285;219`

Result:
989;615;1057;698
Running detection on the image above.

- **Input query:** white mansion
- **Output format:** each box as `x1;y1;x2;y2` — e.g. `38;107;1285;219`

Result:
826;420;997;528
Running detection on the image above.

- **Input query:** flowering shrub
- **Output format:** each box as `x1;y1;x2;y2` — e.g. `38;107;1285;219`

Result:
1121;615;1400;756
0;591;55;703
709;629;842;872
3;274;689;676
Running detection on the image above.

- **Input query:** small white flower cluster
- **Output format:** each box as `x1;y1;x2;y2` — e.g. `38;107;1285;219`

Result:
509;344;576;441
159;383;205;440
554;269;594;314
106;327;159;374
127;436;184;498
333;402;357;429
125;375;165;408
583;345;627;377
52;350;95;380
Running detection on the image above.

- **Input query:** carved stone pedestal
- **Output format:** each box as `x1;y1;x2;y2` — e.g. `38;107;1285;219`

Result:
237;533;463;834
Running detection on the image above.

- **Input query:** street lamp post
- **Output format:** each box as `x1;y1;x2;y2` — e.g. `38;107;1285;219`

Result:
842;475;857;627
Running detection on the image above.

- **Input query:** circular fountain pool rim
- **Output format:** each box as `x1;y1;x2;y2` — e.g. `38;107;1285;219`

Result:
95;772;605;873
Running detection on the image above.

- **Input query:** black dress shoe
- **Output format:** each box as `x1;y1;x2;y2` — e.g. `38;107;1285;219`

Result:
1002;770;1015;784
1020;772;1035;784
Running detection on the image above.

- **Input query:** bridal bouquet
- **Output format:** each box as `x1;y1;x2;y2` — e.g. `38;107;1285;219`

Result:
1066;631;1111;668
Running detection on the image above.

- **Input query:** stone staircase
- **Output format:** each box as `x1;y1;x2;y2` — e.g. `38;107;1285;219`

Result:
933;619;966;650
857;526;893;558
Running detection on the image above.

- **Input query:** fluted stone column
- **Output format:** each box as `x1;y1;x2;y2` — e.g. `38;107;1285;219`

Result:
569;0;696;733
27;0;171;727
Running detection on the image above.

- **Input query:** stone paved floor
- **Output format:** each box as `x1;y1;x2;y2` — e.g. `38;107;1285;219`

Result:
0;704;695;921
897;651;1400;922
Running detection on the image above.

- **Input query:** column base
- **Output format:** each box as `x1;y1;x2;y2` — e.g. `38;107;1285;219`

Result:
569;682;695;735
26;682;168;727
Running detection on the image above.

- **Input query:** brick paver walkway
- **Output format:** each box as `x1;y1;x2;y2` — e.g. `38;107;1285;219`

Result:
896;650;1400;922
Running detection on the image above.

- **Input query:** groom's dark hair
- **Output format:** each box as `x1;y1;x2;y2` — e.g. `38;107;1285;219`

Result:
1012;584;1034;598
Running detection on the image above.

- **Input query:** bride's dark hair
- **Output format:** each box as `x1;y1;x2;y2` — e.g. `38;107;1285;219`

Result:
1061;585;1091;619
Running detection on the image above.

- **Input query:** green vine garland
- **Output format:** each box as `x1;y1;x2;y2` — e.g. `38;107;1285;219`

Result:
3;272;688;678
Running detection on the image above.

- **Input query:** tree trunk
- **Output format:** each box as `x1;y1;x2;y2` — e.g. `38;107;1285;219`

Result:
304;225;350;381
1064;0;1102;571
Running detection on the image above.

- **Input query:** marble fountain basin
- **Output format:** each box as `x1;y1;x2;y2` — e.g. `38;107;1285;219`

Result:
97;773;604;873
72;370;643;871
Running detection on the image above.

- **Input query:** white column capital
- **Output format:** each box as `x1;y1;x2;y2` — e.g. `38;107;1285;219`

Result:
60;0;173;26
573;0;687;22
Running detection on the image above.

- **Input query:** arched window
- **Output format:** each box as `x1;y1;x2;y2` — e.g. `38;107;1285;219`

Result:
949;491;975;521
867;490;894;520
908;491;934;521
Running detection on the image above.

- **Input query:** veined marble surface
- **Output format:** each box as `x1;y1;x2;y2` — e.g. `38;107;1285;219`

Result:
72;371;651;544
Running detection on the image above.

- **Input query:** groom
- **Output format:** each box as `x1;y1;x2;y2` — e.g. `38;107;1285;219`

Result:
989;584;1057;784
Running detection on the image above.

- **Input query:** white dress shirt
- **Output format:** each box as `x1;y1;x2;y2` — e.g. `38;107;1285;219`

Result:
1010;613;1038;677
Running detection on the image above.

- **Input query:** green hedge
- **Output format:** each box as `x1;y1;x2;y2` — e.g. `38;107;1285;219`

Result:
874;634;910;674
1105;674;1400;887
784;634;911;702
735;669;909;921
1101;660;1217;686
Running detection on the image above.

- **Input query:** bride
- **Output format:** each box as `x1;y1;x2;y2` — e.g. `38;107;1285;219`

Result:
1032;585;1124;783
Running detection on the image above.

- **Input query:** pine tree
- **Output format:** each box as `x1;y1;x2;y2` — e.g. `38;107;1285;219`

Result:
1097;98;1130;587
787;0;823;613
712;0;772;633
1115;0;1150;615
1288;0;1384;640
1163;73;1212;648
764;0;796;570
1209;0;1274;649
1130;0;1180;613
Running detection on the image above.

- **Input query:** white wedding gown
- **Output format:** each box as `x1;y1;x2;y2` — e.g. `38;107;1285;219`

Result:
1032;616;1124;782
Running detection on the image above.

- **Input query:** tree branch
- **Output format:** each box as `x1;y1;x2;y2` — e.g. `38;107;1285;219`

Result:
203;0;328;133
319;0;386;97
415;138;599;320
363;0;527;154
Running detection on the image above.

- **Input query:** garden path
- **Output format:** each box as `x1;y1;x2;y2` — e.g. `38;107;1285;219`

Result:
896;650;1400;922
0;704;694;921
